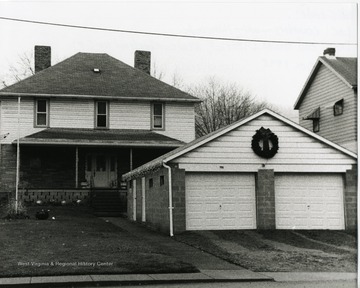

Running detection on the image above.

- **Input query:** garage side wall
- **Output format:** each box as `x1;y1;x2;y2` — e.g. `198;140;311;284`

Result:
345;165;357;231
127;166;186;235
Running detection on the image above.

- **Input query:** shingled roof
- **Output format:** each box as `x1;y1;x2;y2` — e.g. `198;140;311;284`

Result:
294;56;357;109
17;128;184;147
0;52;200;102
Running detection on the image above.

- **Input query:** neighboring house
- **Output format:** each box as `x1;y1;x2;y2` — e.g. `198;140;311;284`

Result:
123;109;357;235
0;46;200;214
294;48;357;152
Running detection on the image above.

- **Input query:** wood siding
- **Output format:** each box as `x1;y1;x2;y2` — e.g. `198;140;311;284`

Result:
174;114;356;173
0;98;195;144
0;98;45;144
298;64;357;150
156;102;195;143
51;98;94;128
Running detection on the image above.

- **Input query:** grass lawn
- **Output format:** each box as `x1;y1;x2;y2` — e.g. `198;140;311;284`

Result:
0;205;197;277
175;230;357;272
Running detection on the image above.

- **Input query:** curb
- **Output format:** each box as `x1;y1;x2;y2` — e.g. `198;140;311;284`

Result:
0;271;274;287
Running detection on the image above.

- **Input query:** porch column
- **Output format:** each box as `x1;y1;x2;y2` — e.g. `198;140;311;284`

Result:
130;148;133;171
75;147;79;188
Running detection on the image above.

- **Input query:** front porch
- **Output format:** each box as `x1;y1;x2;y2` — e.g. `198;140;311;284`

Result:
17;145;172;214
0;128;183;215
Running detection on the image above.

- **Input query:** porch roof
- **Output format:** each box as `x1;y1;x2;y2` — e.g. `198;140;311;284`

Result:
15;128;184;148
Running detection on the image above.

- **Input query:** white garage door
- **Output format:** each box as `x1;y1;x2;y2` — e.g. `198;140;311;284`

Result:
185;173;256;230
275;174;345;230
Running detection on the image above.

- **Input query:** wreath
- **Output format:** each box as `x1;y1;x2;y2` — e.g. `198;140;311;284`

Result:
251;127;279;159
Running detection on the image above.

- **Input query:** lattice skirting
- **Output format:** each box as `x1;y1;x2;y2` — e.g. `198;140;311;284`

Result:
19;189;91;204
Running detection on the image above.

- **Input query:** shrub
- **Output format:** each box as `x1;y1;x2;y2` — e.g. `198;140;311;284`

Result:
3;198;29;220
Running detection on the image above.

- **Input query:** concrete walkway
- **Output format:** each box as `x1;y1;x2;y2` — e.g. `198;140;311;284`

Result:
0;270;273;286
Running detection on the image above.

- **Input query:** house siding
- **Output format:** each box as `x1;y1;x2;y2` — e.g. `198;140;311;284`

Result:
156;102;195;143
0;98;45;144
298;64;357;149
0;98;195;144
174;114;356;173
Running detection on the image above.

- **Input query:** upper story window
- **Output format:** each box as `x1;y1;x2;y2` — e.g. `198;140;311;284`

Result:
313;119;320;132
95;101;109;128
333;99;344;116
152;103;164;130
35;99;49;127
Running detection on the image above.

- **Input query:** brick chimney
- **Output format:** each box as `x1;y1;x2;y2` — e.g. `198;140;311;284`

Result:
323;48;336;59
134;50;151;75
35;46;51;73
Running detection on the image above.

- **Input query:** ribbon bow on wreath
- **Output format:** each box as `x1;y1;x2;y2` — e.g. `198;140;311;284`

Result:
251;127;279;159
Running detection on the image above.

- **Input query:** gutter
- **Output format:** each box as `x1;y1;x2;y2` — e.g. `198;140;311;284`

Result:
0;92;202;103
162;162;174;237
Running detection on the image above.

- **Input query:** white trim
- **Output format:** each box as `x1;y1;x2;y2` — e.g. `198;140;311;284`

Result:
132;179;137;221
0;92;201;103
163;109;357;163
141;177;146;222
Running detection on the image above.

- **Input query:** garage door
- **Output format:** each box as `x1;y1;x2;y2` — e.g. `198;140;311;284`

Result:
185;173;256;230
275;174;345;230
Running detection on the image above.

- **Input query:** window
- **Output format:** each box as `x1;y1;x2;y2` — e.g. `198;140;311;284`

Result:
160;175;165;186
333;99;344;116
149;178;153;188
313;119;320;132
95;101;108;128
152;103;164;129
35;99;49;127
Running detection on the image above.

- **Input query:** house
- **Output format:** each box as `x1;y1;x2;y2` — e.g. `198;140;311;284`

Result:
0;46;200;214
123;109;357;235
294;48;357;152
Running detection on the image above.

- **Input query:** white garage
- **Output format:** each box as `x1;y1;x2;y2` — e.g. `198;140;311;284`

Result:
275;174;345;230
124;109;357;235
185;173;256;230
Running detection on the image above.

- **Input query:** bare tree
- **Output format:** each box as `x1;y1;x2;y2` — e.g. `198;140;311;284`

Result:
1;51;35;88
152;62;165;81
189;78;270;137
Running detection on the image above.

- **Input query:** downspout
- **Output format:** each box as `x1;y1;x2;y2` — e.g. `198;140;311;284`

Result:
163;162;174;237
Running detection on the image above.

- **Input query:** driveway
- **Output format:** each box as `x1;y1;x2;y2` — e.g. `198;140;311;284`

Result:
104;217;244;271
175;230;357;272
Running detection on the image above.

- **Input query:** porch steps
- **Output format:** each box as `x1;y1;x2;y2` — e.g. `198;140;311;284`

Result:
91;190;127;217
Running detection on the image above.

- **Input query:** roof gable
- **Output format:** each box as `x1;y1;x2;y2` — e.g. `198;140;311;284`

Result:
123;109;357;180
294;56;357;109
0;52;199;102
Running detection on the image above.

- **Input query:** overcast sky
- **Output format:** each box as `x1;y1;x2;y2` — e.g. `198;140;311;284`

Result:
0;1;357;120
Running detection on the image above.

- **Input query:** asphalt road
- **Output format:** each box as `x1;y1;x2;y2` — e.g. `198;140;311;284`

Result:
98;280;357;288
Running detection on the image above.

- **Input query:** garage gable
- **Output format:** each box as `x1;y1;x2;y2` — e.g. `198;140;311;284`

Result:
123;109;356;180
172;112;356;173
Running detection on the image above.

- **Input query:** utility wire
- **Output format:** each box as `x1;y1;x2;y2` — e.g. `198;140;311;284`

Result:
0;16;356;46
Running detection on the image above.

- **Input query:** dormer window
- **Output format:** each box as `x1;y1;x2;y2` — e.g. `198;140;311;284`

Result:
35;99;49;127
151;103;164;130
95;101;109;128
333;99;344;116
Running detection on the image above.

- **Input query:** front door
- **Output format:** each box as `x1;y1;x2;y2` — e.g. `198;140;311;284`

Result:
85;154;117;188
